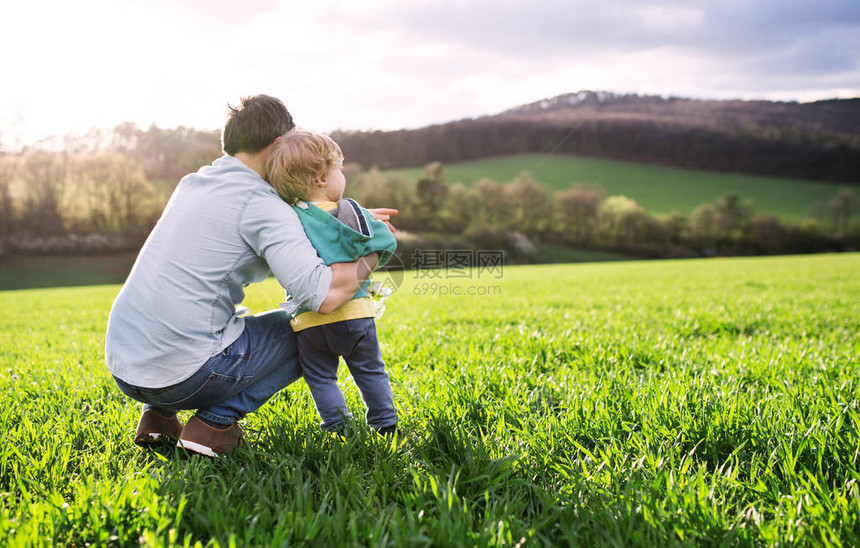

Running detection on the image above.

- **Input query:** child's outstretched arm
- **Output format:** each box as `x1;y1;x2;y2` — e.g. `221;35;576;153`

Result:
367;208;398;233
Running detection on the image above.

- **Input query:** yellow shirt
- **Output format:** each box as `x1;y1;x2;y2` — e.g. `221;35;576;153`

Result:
289;200;376;332
312;200;338;212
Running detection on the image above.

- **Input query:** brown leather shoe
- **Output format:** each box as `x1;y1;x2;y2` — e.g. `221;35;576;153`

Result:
177;416;245;457
134;408;183;447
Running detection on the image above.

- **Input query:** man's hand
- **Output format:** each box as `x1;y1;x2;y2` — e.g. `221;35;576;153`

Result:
368;208;399;233
318;253;380;314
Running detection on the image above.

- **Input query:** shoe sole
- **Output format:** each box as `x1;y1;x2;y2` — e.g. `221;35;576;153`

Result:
134;432;175;448
177;439;218;458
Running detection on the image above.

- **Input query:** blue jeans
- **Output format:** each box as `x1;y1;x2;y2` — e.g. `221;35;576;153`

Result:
297;317;397;431
113;309;301;426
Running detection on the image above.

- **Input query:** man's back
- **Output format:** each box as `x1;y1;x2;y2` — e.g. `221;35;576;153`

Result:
105;156;330;388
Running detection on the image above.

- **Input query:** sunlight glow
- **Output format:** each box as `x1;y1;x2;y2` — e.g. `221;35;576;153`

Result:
1;0;857;149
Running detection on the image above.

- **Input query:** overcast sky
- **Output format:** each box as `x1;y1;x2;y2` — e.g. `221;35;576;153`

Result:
2;0;858;148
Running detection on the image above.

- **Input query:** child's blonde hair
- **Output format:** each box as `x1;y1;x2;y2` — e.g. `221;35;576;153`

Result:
267;129;344;204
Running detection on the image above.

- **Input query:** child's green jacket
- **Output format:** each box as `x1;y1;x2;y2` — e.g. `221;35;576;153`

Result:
288;198;397;308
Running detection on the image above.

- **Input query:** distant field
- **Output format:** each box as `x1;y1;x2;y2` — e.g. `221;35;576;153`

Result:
0;253;137;291
383;154;849;223
0;249;633;292
1;254;858;545
535;243;633;263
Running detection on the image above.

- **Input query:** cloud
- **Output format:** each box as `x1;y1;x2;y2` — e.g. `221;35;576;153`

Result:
321;0;860;122
754;29;860;76
1;0;858;146
339;0;860;79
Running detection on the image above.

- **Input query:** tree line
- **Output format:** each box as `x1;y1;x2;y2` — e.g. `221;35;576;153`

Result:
0;151;161;254
344;163;859;267
332;117;860;184
1;124;857;264
0;124;223;255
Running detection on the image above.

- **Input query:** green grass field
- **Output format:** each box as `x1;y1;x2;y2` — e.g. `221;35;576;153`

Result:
384;154;849;223
1;254;858;546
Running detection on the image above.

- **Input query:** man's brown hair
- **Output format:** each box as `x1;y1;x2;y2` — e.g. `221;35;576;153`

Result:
221;95;294;155
267;130;344;204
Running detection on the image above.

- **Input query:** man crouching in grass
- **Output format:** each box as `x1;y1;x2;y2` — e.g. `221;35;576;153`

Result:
104;95;396;457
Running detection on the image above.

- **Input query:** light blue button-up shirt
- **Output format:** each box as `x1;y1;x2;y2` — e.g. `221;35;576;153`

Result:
105;155;332;388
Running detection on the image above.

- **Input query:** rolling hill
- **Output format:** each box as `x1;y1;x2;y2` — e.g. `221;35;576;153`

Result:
333;91;860;183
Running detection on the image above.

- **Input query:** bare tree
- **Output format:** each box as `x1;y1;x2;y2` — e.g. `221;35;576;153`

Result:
689;203;717;246
553;185;604;246
472;178;507;228
503;175;550;236
415;162;449;230
663;212;688;244
829;189;857;236
599;195;652;247
443;183;481;233
416;162;448;210
68;153;159;240
714;194;753;240
0;156;17;239
749;215;787;254
21;151;67;235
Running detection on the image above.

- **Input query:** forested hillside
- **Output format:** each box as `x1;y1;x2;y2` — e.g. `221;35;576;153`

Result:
333;91;860;183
